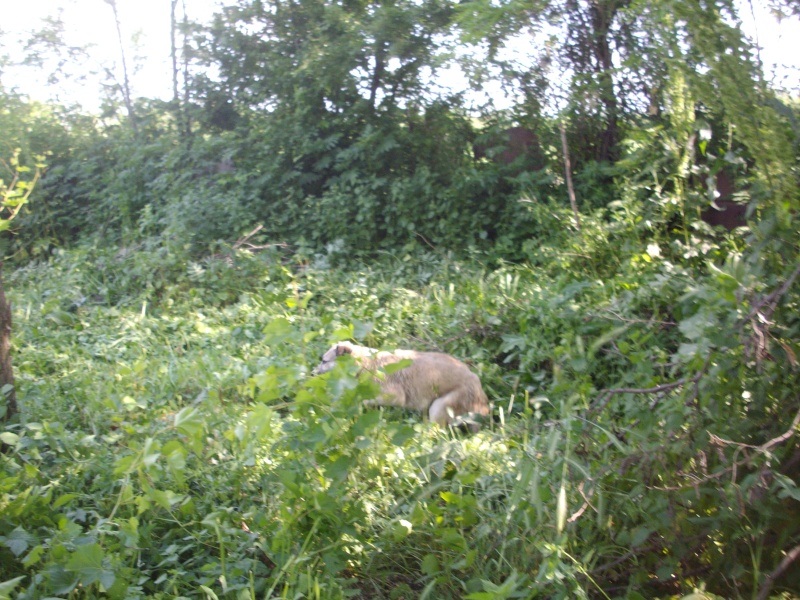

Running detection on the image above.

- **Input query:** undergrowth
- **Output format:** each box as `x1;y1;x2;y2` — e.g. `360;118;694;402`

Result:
1;204;798;599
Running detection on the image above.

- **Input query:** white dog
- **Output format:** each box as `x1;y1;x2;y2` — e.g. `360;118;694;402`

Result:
313;342;490;431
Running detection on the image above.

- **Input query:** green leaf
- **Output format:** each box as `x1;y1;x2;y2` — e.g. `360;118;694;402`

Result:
174;406;203;438
22;545;44;568
200;585;220;600
384;359;412;374
330;326;353;342
352;319;373;340
440;491;460;505
3;527;34;557
53;493;78;509
556;484;567;535
774;473;800;501
630;527;652;547
147;488;183;511
119;517;140;548
0;576;26;600
390;424;416;446
65;543;115;590
679;311;713;341
0;432;19;446
262;317;294;345
420;553;439;575
390;519;413;541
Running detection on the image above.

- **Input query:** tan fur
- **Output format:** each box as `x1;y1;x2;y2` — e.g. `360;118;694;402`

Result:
313;341;490;431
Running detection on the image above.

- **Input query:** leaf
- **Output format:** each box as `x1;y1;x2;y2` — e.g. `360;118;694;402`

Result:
420;553;439;576
679;311;712;341
147;488;184;511
200;585;220;600
440;491;460;505
589;324;631;356
262;317;294;346
174;407;203;438
0;576;26;600
773;473;800;501
65;543;115;590
383;359;412;374
120;517;140;548
3;527;34;557
390;519;413;541
22;544;44;568
630;527;652;547
330;326;353;342
390;424;416;446
556;484;567;535
352;319;373;340
0;432;19;446
53;494;78;509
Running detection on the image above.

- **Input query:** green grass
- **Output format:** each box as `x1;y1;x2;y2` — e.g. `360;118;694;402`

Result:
1;235;798;599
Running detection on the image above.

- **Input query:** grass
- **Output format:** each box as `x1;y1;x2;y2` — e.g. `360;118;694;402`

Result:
1;236;799;599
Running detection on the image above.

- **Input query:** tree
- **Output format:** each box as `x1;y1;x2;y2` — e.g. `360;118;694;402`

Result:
456;0;633;162
104;0;138;134
0;149;42;423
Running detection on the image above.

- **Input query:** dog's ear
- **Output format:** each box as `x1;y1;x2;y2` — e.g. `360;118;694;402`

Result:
336;342;354;356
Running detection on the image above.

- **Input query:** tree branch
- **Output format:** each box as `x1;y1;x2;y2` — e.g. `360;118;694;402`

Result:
757;543;800;600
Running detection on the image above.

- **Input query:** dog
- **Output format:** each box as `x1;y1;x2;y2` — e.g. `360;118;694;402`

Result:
313;341;490;431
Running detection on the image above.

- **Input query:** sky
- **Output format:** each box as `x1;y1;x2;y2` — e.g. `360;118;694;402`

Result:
1;0;798;111
1;0;221;107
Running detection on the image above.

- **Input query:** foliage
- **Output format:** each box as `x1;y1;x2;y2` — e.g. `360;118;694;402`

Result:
1;193;799;597
1;0;799;597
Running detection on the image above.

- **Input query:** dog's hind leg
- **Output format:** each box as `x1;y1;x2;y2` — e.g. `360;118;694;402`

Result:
428;391;463;427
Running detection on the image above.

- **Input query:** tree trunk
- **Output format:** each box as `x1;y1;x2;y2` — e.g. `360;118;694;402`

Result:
560;121;582;233
590;0;621;162
107;0;139;134
181;0;193;141
171;0;180;106
0;262;16;423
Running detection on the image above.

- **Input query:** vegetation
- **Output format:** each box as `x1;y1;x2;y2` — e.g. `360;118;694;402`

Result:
1;0;799;598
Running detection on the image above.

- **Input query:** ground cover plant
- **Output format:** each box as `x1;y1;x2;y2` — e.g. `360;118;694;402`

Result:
1;191;798;598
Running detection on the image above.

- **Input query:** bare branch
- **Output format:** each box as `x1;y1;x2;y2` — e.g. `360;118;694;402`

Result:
560;120;581;232
757;544;800;600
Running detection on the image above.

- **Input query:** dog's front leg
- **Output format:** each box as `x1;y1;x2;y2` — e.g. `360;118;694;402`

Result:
364;383;407;409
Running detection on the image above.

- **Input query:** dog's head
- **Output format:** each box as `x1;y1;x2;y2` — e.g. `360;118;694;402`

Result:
311;342;355;375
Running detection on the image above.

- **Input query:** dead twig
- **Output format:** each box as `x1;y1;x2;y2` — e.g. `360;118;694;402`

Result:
709;404;800;453
653;403;800;492
230;224;289;253
739;264;800;364
232;224;264;249
414;232;437;251
757;543;800;600
567;480;596;523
